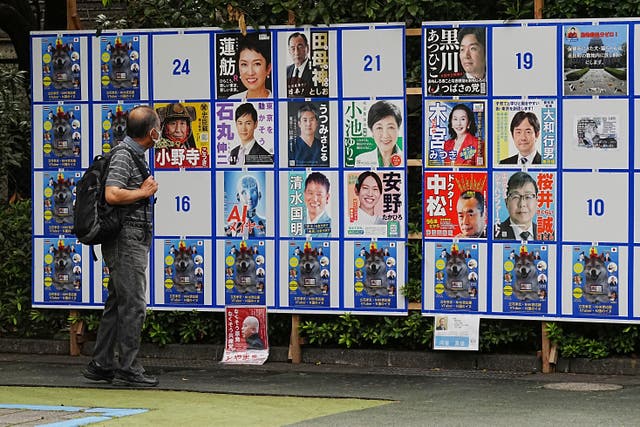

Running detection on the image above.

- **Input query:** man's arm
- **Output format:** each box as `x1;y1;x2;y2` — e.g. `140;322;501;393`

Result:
105;176;158;205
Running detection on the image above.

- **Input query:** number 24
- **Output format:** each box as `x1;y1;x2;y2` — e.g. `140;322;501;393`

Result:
172;58;191;75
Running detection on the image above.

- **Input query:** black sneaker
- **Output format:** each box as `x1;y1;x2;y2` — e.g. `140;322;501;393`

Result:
82;360;114;382
113;370;159;387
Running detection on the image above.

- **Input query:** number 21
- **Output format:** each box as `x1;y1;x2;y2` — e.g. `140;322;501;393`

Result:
363;54;381;72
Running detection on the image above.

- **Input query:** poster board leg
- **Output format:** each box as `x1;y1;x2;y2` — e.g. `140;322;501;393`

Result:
69;310;84;356
289;314;302;364
541;321;555;373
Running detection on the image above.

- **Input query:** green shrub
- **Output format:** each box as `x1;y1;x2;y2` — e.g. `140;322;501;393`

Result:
565;67;589;81
604;67;626;80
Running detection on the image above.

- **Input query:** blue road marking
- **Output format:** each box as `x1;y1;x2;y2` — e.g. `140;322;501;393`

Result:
0;403;148;426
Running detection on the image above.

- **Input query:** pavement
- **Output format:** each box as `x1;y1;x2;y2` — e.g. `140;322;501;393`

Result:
3;348;640;426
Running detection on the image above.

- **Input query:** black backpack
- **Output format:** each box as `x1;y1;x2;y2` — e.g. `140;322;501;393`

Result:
72;144;149;247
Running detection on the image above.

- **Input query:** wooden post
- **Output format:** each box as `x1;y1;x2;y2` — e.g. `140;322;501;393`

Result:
66;0;82;30
534;0;544;19
541;322;555;373
288;314;302;364
69;310;84;356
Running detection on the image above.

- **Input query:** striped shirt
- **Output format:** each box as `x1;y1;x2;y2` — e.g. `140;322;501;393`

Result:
105;136;152;223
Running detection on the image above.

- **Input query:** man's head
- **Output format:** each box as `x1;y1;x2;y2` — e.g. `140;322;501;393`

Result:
505;172;538;227
510;111;540;157
304;172;330;221
158;103;195;145
456;190;486;237
288;32;309;67
297;103;319;140
242;316;259;339
126;105;160;149
236;175;261;210
235;103;258;144
457;27;486;80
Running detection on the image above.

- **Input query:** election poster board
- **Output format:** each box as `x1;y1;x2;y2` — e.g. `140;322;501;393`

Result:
422;18;640;323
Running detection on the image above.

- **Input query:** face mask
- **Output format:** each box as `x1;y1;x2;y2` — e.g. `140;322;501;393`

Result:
150;128;161;145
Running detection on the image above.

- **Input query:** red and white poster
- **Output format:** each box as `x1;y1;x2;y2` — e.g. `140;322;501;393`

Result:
221;306;269;365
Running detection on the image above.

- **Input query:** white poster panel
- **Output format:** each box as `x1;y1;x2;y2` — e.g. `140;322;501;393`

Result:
562;98;628;169
636;174;640;242
341;26;405;97
635;248;640;318
151;33;211;100
492;25;557;96
433;314;480;350
562;172;628;243
154;170;212;237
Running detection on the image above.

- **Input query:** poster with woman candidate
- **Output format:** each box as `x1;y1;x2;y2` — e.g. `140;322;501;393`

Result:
493;171;556;242
287;241;331;308
286;101;331;168
96;102;140;154
343;99;405;168
42;171;79;237
223;171;268;238
162;239;205;305
40;36;83;102
214;101;275;167
41;104;83;170
98;35;141;100
353;241;398;309
571;246;619;317
223;240;266;306
42;238;83;303
563;24;627;96
502;244;549;314
153;102;210;169
493;99;557;167
345;170;405;239
423;172;488;239
215;32;273;100
424;26;487;96
433;242;479;312
425;100;486;167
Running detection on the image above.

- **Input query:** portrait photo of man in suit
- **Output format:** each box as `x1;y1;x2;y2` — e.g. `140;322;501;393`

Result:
229;103;273;166
495;171;538;241
286;32;314;97
499;111;542;165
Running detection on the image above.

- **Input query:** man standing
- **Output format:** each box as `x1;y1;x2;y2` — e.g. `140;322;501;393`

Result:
495;172;538;241
229;103;273;166
499;111;542;165
286;32;313;97
455;190;487;238
83;106;160;386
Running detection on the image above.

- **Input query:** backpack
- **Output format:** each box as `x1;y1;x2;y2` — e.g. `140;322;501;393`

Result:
72;144;150;247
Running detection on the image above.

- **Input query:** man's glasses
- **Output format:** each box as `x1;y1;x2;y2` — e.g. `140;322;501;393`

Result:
507;193;537;203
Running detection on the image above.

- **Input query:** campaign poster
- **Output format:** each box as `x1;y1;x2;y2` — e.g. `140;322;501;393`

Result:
563;24;627;96
223;240;266;306
571;246;619;316
433;242;479;312
162;239;205;305
286;170;338;238
215;32;273;100
282;30;331;98
287;101;330;167
42;171;80;236
153;102;210;168
42;104;82;169
287;241;331;308
41;36;82;101
214;101;275;167
493;171;556;241
423;172;488;239
42;238;83;303
100;259;110;303
502;243;549;314
494;99;557;166
99;35;141;100
224;171;267;238
353;241;398;308
424;26;487;96
343;99;405;168
98;102;140;154
425;100;486;167
574;115;618;149
345;170;405;239
433;314;480;351
222;306;269;365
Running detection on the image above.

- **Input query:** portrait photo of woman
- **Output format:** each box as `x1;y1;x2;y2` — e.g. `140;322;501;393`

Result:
443;103;480;166
228;34;272;100
354;100;403;167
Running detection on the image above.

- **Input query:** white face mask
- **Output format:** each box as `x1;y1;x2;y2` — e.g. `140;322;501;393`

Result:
150;127;162;145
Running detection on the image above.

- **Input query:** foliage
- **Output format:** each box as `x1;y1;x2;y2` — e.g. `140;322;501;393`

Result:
546;322;640;359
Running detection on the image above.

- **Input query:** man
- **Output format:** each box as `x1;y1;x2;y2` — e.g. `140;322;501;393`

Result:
242;315;265;350
455;190;487;238
499;111;542;165
286;32;313;97
436;317;447;331
229;103;273;165
83;106;160;387
457;27;486;81
226;175;267;237
495;172;538;241
290;103;327;167
154;102;197;149
303;172;331;237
